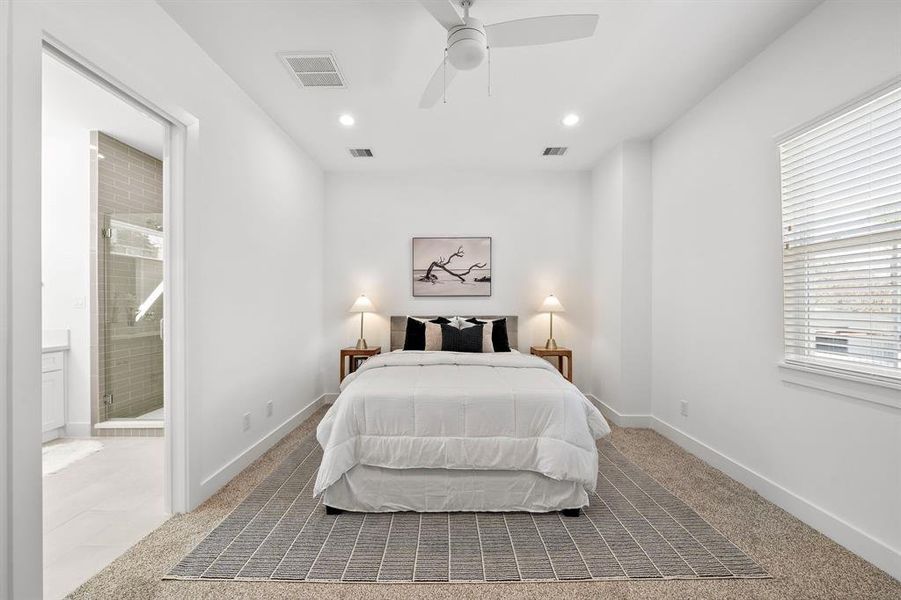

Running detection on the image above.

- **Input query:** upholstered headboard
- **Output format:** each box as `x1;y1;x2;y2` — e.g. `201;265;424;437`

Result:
389;316;519;351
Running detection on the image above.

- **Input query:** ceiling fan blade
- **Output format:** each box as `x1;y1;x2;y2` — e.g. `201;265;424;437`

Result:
419;59;458;108
486;14;599;48
418;0;464;30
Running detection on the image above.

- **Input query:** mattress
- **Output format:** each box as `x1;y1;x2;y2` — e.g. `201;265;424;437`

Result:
322;465;587;513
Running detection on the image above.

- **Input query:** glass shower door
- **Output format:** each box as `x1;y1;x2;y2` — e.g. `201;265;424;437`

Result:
100;212;164;421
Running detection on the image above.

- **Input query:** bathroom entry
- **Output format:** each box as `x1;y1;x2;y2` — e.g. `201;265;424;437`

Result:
41;48;170;598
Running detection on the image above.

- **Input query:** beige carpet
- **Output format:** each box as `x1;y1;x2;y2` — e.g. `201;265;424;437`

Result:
68;407;900;599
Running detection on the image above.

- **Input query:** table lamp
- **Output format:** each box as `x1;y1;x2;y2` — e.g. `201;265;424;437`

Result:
349;294;375;350
539;294;565;350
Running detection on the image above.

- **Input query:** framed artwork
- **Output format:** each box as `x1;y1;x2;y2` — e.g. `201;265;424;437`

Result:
412;237;491;297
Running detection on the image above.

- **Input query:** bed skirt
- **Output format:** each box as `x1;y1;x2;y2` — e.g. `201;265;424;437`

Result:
321;465;587;513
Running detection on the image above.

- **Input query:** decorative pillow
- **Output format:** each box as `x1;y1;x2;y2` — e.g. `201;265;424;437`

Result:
441;323;484;353
481;320;494;353
449;316;477;330
403;316;450;351
491;318;511;352
424;322;444;351
467;317;511;352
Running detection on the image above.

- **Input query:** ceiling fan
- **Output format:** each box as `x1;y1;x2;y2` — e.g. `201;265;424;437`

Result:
418;0;599;108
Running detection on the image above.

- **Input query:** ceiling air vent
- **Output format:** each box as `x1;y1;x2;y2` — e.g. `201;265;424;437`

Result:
348;148;374;158
542;147;568;156
279;52;346;88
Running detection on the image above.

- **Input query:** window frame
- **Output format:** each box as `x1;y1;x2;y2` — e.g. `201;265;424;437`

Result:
777;77;901;390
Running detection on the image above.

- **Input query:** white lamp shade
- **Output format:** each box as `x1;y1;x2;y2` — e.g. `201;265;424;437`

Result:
539;294;565;313
349;294;375;313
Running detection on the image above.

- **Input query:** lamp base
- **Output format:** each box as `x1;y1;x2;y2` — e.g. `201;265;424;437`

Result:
545;338;558;350
355;338;368;350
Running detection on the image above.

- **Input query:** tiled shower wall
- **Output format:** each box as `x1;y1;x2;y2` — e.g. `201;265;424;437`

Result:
92;132;164;424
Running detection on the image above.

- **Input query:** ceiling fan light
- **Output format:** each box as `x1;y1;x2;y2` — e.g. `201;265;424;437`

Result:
562;113;580;127
446;16;487;71
448;38;485;70
339;113;355;127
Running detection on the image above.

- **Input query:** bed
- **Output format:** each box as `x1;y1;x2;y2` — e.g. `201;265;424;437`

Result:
315;316;610;515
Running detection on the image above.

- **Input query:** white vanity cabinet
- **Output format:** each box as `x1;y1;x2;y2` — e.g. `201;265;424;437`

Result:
42;351;67;435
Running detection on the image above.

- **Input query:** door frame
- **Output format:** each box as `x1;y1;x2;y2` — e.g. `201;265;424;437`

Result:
1;1;13;596
42;38;189;513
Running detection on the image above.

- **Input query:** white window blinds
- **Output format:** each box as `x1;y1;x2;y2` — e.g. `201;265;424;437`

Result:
780;83;901;382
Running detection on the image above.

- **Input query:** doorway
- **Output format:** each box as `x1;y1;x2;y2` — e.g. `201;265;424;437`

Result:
40;44;180;598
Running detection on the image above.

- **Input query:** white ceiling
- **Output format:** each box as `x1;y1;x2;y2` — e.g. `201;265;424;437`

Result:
160;0;818;171
42;53;165;160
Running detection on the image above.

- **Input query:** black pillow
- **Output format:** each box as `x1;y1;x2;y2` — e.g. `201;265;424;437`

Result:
403;317;451;351
441;323;484;353
466;317;511;352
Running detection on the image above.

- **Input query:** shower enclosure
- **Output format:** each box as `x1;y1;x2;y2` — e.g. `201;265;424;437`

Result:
100;212;164;420
92;132;164;431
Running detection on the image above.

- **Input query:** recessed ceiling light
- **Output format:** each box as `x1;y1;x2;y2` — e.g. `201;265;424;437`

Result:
562;113;580;127
339;113;355;127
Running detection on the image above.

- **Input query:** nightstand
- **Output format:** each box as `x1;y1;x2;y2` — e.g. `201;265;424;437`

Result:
340;346;381;382
530;346;572;382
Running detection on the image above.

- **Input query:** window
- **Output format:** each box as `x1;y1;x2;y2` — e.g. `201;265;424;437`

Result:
780;83;901;383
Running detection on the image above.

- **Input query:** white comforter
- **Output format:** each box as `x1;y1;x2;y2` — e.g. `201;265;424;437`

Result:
314;351;610;497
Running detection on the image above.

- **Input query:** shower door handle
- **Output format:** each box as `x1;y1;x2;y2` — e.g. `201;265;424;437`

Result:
159;318;165;341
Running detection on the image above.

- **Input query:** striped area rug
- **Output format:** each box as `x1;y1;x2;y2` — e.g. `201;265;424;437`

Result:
167;435;768;583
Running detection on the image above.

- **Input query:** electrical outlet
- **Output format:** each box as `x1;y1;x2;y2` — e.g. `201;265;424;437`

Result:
680;400;689;417
266;401;273;418
242;412;251;431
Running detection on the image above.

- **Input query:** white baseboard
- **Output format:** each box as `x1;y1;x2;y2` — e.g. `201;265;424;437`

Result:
41;427;64;444
585;394;652;428
197;394;328;503
64;422;92;438
652;416;900;582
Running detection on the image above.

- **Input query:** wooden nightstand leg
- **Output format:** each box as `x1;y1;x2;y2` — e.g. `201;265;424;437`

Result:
566;355;572;382
340;355;346;382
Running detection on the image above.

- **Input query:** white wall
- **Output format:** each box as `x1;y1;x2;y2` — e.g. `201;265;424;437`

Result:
590;141;652;417
323;171;593;391
41;110;92;433
651;0;901;579
590;149;623;409
5;2;326;595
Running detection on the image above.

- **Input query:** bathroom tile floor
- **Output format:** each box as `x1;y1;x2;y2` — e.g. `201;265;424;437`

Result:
43;436;167;600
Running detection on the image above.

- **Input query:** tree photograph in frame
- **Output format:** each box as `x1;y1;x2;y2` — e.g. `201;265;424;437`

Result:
412;237;491;297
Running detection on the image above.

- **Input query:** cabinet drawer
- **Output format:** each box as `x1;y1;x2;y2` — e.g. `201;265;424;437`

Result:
42;352;64;373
